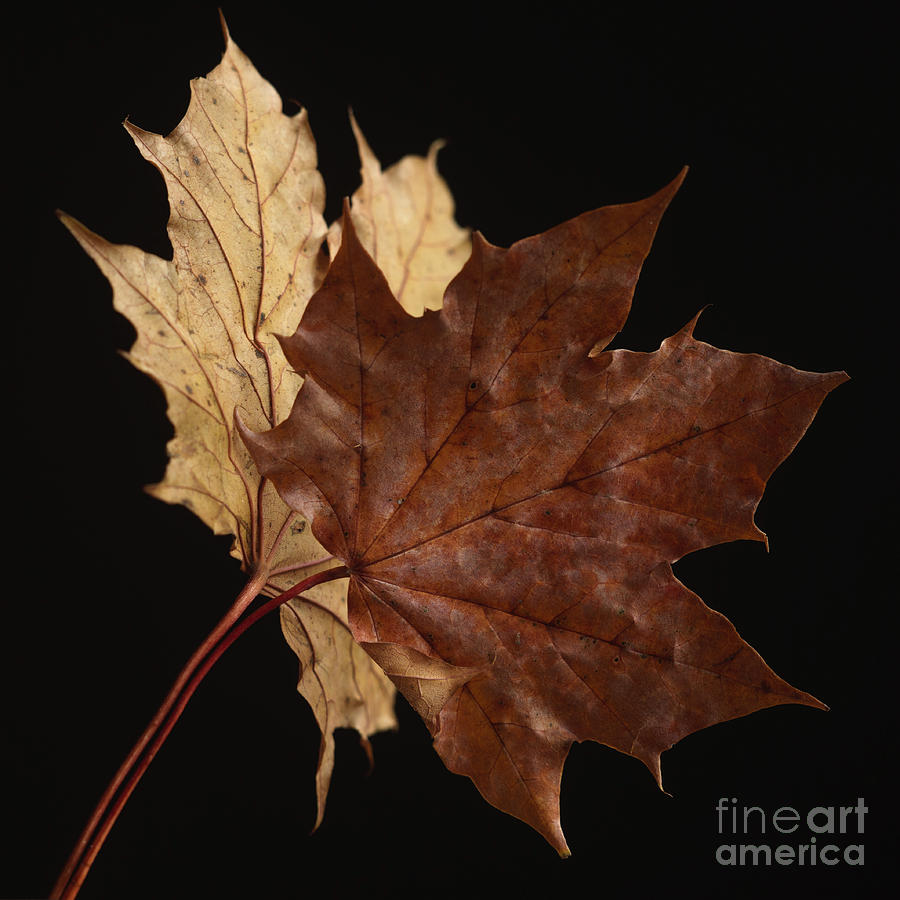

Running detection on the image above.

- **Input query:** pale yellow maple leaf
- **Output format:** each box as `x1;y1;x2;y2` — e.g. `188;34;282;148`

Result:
60;20;470;828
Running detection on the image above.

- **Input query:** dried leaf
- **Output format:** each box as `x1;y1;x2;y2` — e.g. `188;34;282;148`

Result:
59;25;465;827
242;174;847;854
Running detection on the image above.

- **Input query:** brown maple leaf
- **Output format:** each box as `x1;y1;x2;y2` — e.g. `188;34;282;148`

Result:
58;21;469;828
240;172;847;855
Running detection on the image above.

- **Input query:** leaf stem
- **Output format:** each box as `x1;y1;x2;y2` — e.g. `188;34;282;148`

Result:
50;563;349;900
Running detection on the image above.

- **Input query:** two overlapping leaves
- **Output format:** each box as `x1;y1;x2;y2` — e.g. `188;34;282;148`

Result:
65;30;845;852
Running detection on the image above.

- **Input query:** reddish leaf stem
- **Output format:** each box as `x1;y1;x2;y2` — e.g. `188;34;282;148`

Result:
50;563;349;900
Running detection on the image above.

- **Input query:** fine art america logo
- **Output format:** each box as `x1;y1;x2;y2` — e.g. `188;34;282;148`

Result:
715;797;867;867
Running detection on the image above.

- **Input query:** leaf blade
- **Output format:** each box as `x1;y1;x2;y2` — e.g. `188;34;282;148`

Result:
244;172;846;851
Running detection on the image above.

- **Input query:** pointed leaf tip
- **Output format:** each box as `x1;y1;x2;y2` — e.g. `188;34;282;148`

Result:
218;8;231;43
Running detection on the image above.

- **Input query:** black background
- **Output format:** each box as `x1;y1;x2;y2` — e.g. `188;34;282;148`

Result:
8;2;896;898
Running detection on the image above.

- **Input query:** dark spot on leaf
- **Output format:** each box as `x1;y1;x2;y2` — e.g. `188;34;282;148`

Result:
185;384;193;395
197;273;207;285
290;520;306;535
469;381;478;390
